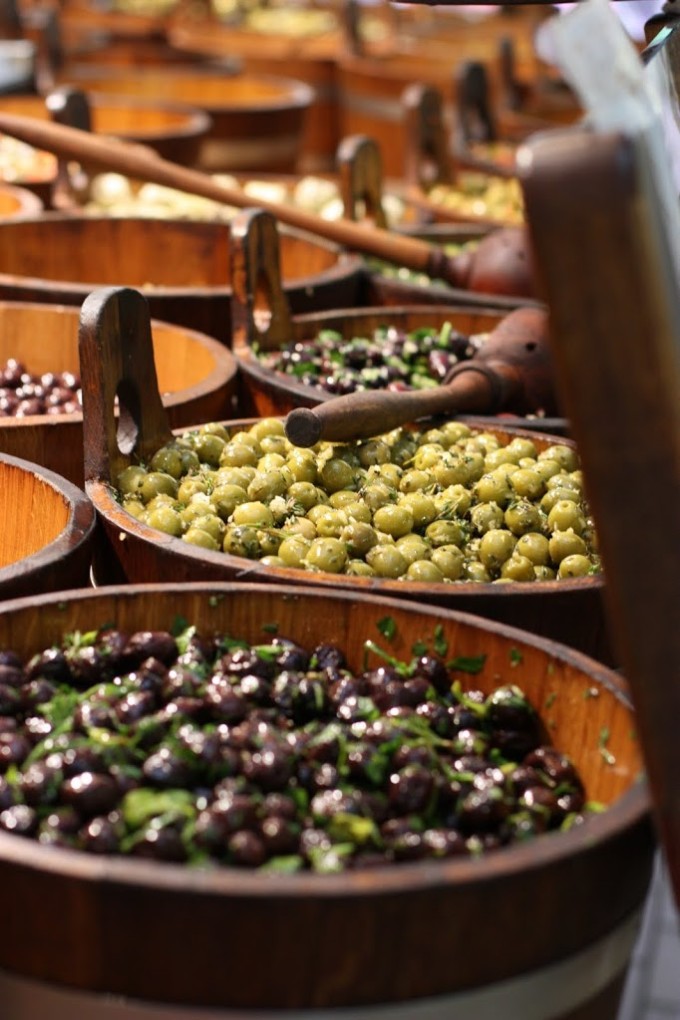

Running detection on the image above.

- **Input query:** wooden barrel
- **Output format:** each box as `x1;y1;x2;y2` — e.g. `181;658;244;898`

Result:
0;451;95;600
0;91;212;168
0;213;363;346
58;65;315;174
79;288;609;663
166;15;344;174
0;581;654;1018
0;298;239;485
0;179;44;216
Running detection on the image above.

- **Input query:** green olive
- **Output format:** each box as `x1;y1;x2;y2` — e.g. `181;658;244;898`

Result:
329;490;359;509
183;528;220;551
229;430;262;453
214;466;255;489
288;482;323;512
400;468;436;493
469;502;504;534
258;530;283;557
361;481;396;512
346;559;376;577
145;504;184;537
150;446;185;480
177;477;210;504
515;532;550;565
342;520;378;557
406;559;445;583
547;500;586;535
395;534;431;564
278;535;311;567
500;553;536;582
188;513;225;543
372;504;414;538
200;422;230;442
249;417;285;442
506;437;538;461
533;458;562;482
320;458;357;493
232;501;274;528
260;555;285;568
462;560;492;583
211;484;249;520
484;447;520;470
282;516;317;540
140;472;178;503
541;444;579;472
357;439;391;466
504;499;544;536
222;524;261;558
247;470;289;503
259;434;289;457
193;433;226;467
509;468;545;501
117;465;147;496
256;453;286;472
219;441;259;468
548;529;588;564
435;485;472;517
343;500;372;523
123;497;145;520
286;448;318;483
398;492;437;528
540;488;583;513
557;554;593;578
426;519;467;548
413;444;442;471
434;452;472;487
479;529;517;571
314;508;349;538
534;565;556;581
473;471;512;507
305;537;348;573
430;544;464;580
365;545;408;578
441;421;472;444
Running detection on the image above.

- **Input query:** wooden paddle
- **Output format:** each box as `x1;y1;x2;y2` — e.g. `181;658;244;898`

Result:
284;305;555;445
0;110;536;298
521;126;680;905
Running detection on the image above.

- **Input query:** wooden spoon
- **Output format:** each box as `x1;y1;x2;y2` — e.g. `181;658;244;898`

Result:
284;305;554;446
0;110;537;298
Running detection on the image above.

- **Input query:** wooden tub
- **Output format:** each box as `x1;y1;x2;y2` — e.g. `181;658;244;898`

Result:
0;213;362;346
0;298;239;485
0;581;654;1018
82;287;611;664
0;89;213;168
57;65;315;174
0;451;95;600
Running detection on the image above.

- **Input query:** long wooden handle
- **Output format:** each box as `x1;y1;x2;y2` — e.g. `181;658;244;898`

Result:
0;110;465;286
284;363;507;446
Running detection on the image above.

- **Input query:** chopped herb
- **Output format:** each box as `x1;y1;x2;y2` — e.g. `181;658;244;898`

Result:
377;616;397;642
260;855;304;874
598;727;616;765
171;615;191;638
545;692;557;709
362;639;411;676
446;654;486;675
433;625;448;657
411;640;429;658
509;648;523;667
261;622;280;635
121;788;196;830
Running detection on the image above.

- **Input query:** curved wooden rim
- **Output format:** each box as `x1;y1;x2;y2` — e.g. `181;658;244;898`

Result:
88;92;213;143
0;581;649;898
0;180;44;217
0;213;361;298
88;418;593;601
0;300;238;423
0;452;96;585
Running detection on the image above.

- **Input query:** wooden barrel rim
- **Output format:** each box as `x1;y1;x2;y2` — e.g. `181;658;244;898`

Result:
0;181;44;217
0;581;649;896
0;452;96;584
0;213;360;298
0;300;238;424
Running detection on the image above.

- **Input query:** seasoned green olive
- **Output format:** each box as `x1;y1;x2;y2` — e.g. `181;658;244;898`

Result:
548;529;588;564
479;529;517;571
146;505;184;537
469;502;504;534
219;441;259;468
193;433;226;467
541;444;579;472
430;545;464;580
259;434;289;457
247;470;289;503
211;484;249;520
506;437;538;461
286;448;318;483
123;497;145;520
305;537;348;573
314;509;349;538
288;481;324;512
117;465;147;496
473;471;512;507
249;417;285;442
140;472;178;503
484;447;520;470
462;560;492;582
177;477;210;504
365;545;408;578
183;527;220;551
188;514;226;543
509;468;545;501
200;422;230;442
372;504;414;538
547;500;586;535
361;482;396;512
346;559;376;577
515;532;550;566
357;440;391;466
426;520;467;548
434;452;472;487
342;520;378;557
406;560;445;582
150;446;185;479
504;499;544;536
400;468;436;493
229;429;262;453
282;517;317;540
533;458;562;483
222;525;261;558
500;553;536;582
343;500;372;523
557;554;592;578
398;492;437;528
435;485;472;517
329;490;359;509
278;535;311;567
232;501;274;528
395;534;431;564
320;458;357;493
540;488;582;513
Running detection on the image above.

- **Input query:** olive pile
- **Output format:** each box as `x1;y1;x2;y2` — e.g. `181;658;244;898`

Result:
117;419;601;584
0;624;593;870
254;322;487;395
0;359;81;417
427;172;524;224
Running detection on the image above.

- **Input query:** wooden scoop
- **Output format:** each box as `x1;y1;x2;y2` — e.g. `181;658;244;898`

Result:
0;110;537;298
284;305;555;446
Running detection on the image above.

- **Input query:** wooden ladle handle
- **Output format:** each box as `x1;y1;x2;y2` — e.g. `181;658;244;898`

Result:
284;363;509;447
79;286;174;484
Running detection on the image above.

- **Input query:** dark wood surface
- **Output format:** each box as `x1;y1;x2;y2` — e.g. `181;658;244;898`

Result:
0;451;95;599
520;127;680;904
0;298;238;485
0;582;654;1012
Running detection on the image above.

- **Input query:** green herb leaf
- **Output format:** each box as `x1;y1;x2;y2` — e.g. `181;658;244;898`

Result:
377;616;397;642
446;654;486;675
121;788;196;830
509;648;523;667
